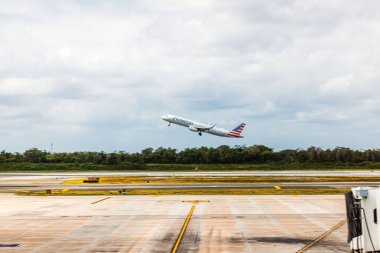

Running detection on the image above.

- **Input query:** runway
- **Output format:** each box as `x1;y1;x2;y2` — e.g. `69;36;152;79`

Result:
1;170;379;193
0;182;379;193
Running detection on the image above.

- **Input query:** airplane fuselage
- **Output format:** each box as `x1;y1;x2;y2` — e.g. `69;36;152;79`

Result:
161;114;244;138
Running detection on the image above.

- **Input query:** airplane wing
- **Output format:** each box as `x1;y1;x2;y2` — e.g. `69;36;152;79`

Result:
192;124;215;131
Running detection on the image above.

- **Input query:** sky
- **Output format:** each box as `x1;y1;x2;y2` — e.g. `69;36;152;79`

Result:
1;0;380;152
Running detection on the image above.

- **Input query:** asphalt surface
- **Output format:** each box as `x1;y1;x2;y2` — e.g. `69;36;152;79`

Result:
1;171;380;193
1;182;379;194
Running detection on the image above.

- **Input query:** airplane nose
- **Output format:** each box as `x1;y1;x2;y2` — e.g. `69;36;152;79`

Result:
161;115;168;120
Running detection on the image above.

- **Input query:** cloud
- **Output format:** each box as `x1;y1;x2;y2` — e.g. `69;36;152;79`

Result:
320;74;352;95
0;0;380;151
0;77;55;95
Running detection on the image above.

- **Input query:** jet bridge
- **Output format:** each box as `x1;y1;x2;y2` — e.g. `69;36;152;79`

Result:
346;187;380;253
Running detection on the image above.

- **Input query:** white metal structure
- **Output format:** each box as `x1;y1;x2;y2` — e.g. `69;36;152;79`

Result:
349;187;380;252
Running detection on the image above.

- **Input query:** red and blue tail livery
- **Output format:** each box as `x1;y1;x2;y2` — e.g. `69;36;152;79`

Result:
162;114;246;138
227;123;246;138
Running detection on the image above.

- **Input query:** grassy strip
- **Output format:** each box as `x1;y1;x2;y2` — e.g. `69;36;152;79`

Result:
146;162;380;171
17;188;350;196
64;175;380;185
3;162;380;171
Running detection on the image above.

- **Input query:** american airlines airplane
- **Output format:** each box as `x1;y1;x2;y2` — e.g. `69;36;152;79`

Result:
161;114;246;138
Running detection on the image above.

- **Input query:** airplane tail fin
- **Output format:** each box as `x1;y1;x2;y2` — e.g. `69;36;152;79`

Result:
227;123;246;138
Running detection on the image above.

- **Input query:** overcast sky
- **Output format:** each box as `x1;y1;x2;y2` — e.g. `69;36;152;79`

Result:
1;0;380;152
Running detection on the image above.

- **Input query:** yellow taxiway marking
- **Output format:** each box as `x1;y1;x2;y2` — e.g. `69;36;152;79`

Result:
30;180;46;184
62;188;69;192
16;190;30;193
274;186;282;190
91;197;111;205
172;204;196;253
182;200;210;204
296;219;347;253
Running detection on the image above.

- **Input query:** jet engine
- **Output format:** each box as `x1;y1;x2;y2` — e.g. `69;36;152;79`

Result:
188;126;198;132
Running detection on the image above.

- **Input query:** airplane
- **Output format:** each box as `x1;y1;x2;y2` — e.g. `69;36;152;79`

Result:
161;114;246;138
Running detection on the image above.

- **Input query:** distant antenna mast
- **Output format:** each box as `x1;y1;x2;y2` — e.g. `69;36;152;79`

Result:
50;143;54;153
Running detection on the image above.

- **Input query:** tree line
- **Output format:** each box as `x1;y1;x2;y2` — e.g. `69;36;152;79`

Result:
1;145;380;165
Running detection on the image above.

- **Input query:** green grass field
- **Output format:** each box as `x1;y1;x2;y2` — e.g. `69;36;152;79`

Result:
2;161;380;172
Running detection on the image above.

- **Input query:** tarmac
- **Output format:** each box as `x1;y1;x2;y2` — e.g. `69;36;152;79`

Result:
0;194;349;253
0;171;379;193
